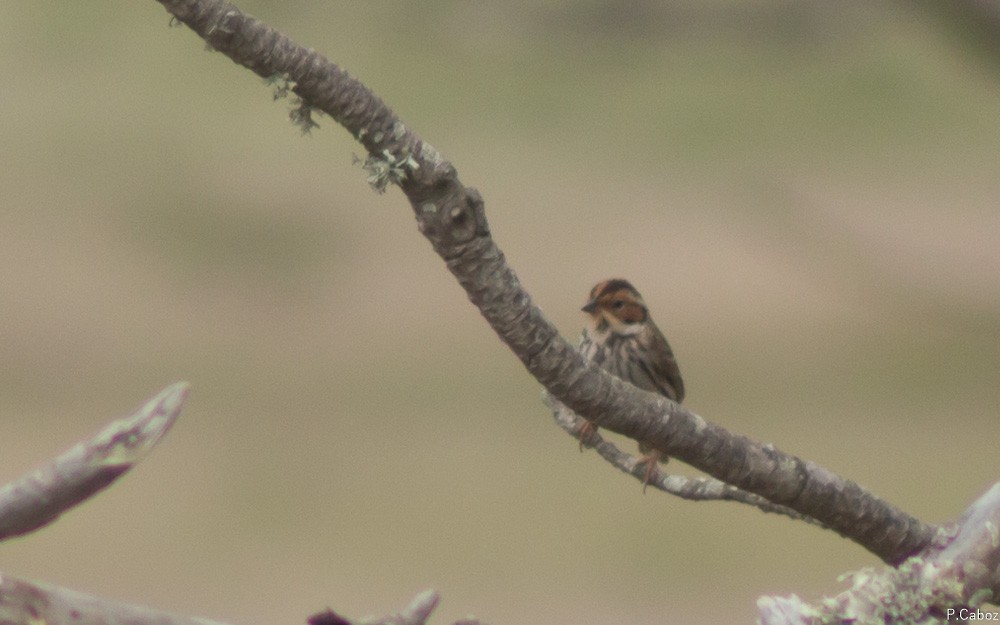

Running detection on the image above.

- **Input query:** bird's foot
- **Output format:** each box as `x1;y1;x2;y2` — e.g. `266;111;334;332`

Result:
578;420;597;452
637;449;664;493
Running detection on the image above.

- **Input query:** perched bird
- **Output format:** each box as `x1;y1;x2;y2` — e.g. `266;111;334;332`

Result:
578;279;685;489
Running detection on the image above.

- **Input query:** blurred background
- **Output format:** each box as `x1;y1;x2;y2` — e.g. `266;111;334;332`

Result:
1;1;999;623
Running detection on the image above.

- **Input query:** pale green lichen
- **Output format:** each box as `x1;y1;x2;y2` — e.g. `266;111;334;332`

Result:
353;150;419;193
767;558;971;625
289;98;321;133
261;75;323;133
264;73;294;100
968;587;994;606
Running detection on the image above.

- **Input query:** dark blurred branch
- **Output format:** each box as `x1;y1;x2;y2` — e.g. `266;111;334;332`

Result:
0;382;189;542
153;0;936;566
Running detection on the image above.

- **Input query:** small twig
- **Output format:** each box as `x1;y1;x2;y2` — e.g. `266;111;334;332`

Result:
547;393;829;528
309;590;488;625
358;589;439;625
396;590;440;625
0;382;190;542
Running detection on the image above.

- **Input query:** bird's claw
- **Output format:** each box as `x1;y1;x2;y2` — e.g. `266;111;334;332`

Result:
638;450;664;493
578;420;596;451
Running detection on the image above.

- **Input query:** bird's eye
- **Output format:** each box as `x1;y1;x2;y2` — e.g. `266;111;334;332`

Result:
612;300;625;309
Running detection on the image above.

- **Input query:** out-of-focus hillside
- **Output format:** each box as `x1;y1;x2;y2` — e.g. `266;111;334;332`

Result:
0;2;997;623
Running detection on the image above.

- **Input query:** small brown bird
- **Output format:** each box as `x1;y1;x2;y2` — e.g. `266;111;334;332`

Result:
578;279;685;489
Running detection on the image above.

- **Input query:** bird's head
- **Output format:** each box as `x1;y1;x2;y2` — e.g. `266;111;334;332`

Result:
582;279;648;336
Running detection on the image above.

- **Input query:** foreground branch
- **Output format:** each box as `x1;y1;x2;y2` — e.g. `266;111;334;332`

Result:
154;0;934;565
759;482;1000;623
0;382;190;542
310;590;484;625
0;574;463;625
0;572;229;625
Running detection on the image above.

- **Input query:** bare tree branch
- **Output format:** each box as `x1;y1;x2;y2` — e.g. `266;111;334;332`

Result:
363;590;442;625
310;592;442;625
0;574;455;625
0;382;190;542
0;553;460;625
0;384;462;625
548;395;829;528
0;571;229;625
308;590;480;625
389;590;440;625
152;0;935;565
309;590;486;625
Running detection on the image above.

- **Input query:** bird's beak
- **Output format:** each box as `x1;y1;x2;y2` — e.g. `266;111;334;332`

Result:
581;300;598;314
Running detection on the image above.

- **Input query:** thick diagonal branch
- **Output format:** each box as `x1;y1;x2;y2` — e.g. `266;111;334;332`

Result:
156;0;935;564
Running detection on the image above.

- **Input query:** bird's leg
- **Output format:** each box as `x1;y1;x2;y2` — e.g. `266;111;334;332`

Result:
578;420;597;451
637;446;664;493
